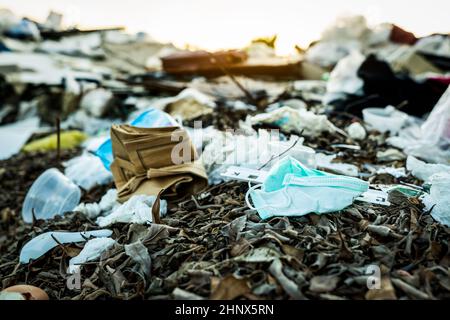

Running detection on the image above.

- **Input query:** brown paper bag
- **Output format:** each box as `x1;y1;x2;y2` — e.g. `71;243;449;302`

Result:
110;124;208;202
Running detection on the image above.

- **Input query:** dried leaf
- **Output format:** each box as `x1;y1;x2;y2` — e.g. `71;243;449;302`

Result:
210;275;250;300
309;275;340;293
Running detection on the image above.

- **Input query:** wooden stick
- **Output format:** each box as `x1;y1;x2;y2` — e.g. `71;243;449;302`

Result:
56;116;61;162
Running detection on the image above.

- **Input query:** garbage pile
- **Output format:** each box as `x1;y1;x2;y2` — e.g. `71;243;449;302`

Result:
0;11;449;300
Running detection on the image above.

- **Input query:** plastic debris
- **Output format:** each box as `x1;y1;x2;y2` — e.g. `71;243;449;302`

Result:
22;168;81;223
346;122;366;140
406;156;450;182
247;106;345;137
124;240;152;277
80;88;114;117
387;86;450;164
376;148;406;162
0;117;39;160
68;237;116;273
1;7;450;302
64;153;113;191
20;230;112;263
316;153;359;177
152;88;216;120
75;189;117;219
96;195;167;227
376;167;407;178
362;106;409;134
23;130;87;152
421;172;450;227
325;51;365;97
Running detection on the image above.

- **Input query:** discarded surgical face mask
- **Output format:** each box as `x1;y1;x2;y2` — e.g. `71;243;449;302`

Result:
246;157;369;219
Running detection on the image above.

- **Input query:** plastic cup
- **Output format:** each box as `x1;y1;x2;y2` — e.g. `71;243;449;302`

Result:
22;168;81;223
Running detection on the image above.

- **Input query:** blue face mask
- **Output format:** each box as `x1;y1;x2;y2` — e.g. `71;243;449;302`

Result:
245;157;369;219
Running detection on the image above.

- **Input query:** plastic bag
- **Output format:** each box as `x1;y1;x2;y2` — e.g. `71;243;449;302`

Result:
64;153;113;191
388;86;450;164
407;156;450;182
421;172;450;226
96;195;167;227
325;51;365;96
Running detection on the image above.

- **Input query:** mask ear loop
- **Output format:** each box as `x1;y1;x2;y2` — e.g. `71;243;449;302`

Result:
245;183;263;210
245;183;292;210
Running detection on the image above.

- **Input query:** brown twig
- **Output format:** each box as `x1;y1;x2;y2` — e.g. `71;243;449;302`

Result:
51;234;69;256
56;116;61;163
31;207;38;226
258;135;302;170
207;52;256;104
191;195;223;210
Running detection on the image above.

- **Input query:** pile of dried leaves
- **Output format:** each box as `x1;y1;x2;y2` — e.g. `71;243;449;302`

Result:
1;143;449;300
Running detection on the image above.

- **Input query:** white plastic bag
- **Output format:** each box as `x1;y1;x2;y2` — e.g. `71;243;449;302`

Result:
388;87;450;164
407;156;450;182
96;195;167;227
421;172;450;227
64;153;113;191
326;51;365;96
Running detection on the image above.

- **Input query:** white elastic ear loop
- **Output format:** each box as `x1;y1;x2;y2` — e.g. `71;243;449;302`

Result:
245;183;292;210
245;183;263;210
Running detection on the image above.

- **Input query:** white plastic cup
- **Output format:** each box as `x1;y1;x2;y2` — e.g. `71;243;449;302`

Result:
22;168;81;223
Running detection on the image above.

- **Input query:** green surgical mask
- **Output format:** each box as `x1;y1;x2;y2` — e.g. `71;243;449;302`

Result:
246;157;369;219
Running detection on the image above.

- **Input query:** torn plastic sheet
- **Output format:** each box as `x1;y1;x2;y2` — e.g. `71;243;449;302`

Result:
421;172;450;227
96;195;167;227
0;117;39;160
406;156;450;182
387;86;450;164
376;167;407;178
124;240;152;277
68;237;116;273
325;51;365;96
363;106;410;134
20;230;112;264
247;106;345;137
305;40;362;68
0;52;102;85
